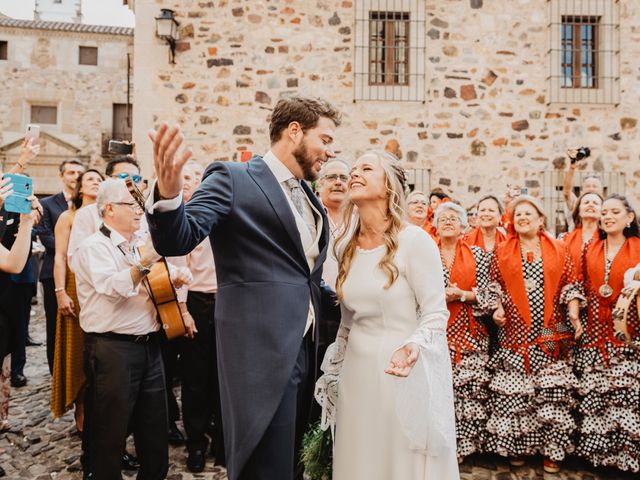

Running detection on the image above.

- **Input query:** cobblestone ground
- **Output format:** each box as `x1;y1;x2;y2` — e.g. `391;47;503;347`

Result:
0;303;635;480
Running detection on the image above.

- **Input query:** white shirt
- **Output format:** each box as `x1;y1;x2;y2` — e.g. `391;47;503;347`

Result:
147;151;323;337
67;203;149;268
71;226;159;335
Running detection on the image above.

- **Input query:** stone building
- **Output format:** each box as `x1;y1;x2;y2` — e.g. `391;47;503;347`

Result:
0;14;133;194
126;0;640;232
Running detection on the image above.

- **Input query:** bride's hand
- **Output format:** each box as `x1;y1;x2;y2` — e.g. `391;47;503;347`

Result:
384;342;419;378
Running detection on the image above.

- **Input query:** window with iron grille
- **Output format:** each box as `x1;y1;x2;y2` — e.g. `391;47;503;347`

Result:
561;16;599;88
79;46;98;66
548;0;619;104
355;0;425;102
369;11;410;86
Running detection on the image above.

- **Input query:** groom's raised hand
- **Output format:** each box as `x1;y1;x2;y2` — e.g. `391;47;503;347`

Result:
148;122;193;199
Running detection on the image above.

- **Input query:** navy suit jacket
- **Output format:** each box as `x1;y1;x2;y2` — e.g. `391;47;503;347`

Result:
37;192;68;281
147;157;332;479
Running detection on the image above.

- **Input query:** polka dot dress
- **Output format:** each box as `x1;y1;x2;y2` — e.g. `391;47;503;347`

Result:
574;259;640;472
443;245;491;460
485;254;581;462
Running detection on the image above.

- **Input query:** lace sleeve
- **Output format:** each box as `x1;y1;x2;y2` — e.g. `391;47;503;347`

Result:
397;229;457;457
314;308;353;432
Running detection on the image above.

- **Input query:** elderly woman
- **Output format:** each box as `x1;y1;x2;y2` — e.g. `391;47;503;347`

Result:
486;195;583;473
559;191;603;274
574;194;640;472
464;195;507;253
435;202;493;461
406;190;437;239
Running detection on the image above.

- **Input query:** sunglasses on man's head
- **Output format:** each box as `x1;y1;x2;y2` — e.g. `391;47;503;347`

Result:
113;172;142;183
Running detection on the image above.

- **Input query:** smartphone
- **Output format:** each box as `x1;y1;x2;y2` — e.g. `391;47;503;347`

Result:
108;140;133;155
25;124;40;144
2;173;33;214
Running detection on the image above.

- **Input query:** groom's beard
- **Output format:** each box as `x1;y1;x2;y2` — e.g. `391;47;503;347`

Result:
293;138;319;182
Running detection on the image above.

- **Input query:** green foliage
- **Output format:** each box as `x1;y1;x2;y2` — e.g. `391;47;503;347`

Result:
300;421;333;480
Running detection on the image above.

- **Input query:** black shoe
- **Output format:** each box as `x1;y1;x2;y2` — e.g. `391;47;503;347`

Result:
10;374;27;388
82;473;94;480
168;422;185;446
26;336;41;347
121;452;140;470
187;449;206;473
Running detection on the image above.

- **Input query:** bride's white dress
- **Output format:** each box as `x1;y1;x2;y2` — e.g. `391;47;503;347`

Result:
316;226;459;480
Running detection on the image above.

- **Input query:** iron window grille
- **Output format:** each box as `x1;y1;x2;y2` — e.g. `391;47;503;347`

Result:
355;0;426;102
548;0;619;104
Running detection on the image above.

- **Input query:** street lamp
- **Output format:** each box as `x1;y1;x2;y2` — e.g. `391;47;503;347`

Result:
155;8;180;64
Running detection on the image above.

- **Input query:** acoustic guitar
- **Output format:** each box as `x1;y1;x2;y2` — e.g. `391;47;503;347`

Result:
125;178;186;339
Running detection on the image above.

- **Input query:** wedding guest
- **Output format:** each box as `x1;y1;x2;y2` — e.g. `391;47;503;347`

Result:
38;159;86;373
559;192;603;273
406;190;437;239
50;169;104;431
0;179;40;434
435;202;493;461
486;195;583;473
464;195;507;253
574;194;640;472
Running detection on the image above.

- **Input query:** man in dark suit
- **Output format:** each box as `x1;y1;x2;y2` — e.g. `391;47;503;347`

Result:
146;96;341;480
37;159;85;373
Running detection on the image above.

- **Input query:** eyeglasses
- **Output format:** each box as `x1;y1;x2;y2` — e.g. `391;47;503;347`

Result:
323;173;349;182
437;216;461;225
112;172;142;184
112;201;143;213
408;200;428;206
467;211;478;217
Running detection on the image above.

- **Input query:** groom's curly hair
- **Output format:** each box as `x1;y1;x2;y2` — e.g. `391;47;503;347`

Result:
269;96;342;144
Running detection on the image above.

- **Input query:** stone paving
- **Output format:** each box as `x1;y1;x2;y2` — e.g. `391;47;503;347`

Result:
0;303;635;480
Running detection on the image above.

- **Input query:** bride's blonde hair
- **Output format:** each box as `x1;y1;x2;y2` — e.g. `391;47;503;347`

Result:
334;150;409;301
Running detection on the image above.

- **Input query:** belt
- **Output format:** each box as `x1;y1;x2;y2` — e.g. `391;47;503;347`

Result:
88;331;160;344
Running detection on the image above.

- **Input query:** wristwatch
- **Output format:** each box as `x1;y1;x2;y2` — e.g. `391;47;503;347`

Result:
134;261;152;276
460;291;467;303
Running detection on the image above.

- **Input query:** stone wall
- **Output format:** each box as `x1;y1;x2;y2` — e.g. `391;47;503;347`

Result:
130;0;640;220
0;21;132;194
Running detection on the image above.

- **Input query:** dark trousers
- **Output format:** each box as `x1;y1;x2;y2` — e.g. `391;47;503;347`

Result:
238;334;313;480
41;278;57;374
161;337;181;424
83;333;169;480
181;291;225;462
9;282;31;378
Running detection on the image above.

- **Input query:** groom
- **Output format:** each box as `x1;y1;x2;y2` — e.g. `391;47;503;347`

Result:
146;96;341;480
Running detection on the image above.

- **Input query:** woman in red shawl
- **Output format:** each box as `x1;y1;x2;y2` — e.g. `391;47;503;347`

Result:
486;195;584;473
559;191;602;272
435;202;493;461
406;190;437;239
464;195;507;253
574;194;640;472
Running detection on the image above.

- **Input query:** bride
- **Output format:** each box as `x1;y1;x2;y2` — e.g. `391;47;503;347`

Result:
315;150;459;479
